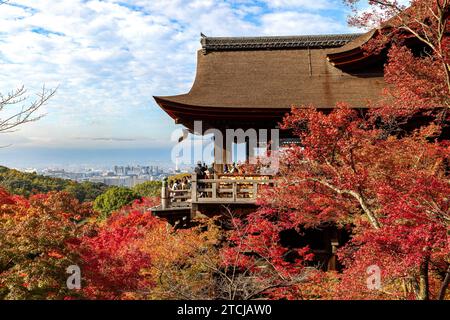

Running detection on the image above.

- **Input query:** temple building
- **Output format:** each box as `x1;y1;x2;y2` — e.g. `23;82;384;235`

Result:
152;31;388;269
154;31;386;169
152;30;388;215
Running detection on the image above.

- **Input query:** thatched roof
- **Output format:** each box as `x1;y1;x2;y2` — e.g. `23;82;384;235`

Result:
154;32;385;129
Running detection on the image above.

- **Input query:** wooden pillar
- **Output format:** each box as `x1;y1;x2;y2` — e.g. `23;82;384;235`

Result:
191;174;198;203
216;128;231;171
327;241;339;271
327;228;339;271
190;174;198;219
223;142;232;166
161;178;169;209
213;131;224;173
245;137;250;163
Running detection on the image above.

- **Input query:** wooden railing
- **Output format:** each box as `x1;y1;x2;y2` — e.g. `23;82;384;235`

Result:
191;174;274;204
161;174;274;209
165;189;191;208
161;182;190;209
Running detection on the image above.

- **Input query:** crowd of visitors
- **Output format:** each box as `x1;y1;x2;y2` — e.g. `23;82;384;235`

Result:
194;161;247;179
194;161;214;180
169;176;191;191
167;160;272;202
169;159;269;192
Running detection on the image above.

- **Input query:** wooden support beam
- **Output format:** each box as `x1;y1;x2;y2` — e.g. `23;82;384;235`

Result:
191;174;198;203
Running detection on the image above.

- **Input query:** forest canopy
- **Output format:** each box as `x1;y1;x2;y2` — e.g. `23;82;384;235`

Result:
0;166;110;202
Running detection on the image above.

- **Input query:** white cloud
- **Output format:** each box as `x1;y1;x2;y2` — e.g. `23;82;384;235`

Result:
262;0;332;10
260;11;350;35
0;0;354;150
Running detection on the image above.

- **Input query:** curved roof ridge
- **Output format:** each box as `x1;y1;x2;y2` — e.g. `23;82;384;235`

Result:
200;33;364;53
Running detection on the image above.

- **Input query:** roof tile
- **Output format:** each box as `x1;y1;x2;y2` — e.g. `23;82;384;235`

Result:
200;34;364;53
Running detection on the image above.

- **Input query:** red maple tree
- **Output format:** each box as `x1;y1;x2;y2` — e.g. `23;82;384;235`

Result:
347;0;449;120
252;102;449;299
73;198;159;299
0;190;93;299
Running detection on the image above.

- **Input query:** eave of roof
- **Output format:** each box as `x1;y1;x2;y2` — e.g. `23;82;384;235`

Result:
327;30;377;58
326;30;382;69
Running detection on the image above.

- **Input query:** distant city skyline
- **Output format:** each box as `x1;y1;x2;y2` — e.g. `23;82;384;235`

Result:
39;163;181;188
0;0;366;168
0;146;173;170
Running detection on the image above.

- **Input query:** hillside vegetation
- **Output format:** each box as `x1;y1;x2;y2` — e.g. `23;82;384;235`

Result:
0;166;109;202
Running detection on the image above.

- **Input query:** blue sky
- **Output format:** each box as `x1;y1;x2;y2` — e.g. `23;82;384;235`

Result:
0;0;364;168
